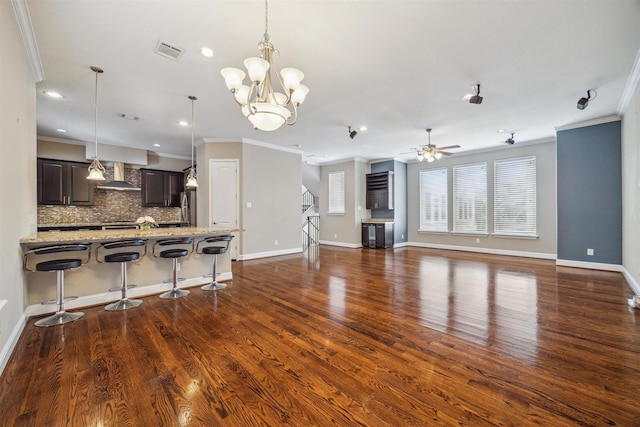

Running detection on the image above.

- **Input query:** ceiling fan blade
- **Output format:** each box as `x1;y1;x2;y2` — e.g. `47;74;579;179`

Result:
440;151;454;156
437;145;461;150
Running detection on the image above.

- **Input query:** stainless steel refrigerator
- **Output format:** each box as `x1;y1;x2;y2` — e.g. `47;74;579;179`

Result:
180;190;197;226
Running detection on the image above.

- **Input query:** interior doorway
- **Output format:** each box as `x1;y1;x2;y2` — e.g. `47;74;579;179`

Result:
209;159;239;259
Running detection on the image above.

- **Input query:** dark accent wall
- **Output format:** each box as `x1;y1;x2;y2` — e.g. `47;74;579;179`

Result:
557;120;621;264
371;160;408;244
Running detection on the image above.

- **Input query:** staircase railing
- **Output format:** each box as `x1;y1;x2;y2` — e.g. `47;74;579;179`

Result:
301;190;315;213
302;214;319;248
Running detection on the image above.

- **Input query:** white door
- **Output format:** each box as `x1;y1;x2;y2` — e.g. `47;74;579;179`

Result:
210;159;239;259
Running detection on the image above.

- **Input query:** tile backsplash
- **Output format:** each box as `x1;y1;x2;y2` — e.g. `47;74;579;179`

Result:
38;166;182;225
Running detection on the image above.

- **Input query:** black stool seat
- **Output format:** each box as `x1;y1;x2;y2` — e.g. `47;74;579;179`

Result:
23;243;91;327
201;246;227;256
104;252;140;263
96;239;147;311
160;249;189;259
36;259;82;272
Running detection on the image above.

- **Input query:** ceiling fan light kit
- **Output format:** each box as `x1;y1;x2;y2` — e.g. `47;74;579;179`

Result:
221;0;308;131
416;128;460;162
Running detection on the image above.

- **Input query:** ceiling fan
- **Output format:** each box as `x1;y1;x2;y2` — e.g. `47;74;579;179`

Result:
410;129;460;162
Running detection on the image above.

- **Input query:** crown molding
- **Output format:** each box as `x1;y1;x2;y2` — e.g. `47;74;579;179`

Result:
618;46;640;115
11;0;44;82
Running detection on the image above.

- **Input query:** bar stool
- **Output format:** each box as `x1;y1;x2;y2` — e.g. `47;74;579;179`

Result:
23;243;92;327
96;239;147;311
153;237;194;299
196;235;234;291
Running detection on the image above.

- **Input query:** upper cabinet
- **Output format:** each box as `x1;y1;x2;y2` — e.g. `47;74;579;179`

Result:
366;171;394;210
141;169;184;207
37;158;94;206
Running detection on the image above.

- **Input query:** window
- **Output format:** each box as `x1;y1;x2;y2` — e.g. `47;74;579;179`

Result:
453;163;487;233
328;171;345;214
494;156;537;236
419;168;448;231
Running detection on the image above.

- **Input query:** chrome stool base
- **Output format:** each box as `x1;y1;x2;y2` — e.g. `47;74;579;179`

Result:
108;284;137;292
35;311;84;327
201;281;227;291
105;298;143;311
159;288;190;299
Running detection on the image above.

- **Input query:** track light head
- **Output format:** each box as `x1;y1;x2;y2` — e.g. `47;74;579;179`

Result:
469;84;483;104
505;133;515;145
348;126;357;139
577;89;596;110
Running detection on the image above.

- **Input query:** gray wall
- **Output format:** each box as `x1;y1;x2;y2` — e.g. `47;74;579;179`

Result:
407;141;557;256
0;0;37;364
557;120;622;264
622;78;640;293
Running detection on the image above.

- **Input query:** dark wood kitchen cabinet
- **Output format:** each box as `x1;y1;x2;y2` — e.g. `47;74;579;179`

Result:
37;158;94;206
141;169;183;207
366;171;393;210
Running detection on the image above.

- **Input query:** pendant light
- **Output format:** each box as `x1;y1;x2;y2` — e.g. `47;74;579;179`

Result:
87;66;106;181
185;95;198;189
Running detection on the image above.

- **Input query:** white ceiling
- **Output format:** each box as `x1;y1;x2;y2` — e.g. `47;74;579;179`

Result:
25;0;640;164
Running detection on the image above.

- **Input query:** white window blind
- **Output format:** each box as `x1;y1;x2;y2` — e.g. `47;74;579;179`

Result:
453;163;487;233
494;156;537;236
328;171;345;214
419;168;448;231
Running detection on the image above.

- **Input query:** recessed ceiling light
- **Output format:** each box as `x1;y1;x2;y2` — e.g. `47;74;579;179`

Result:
200;47;214;58
178;120;189;127
497;129;506;133
44;91;63;98
359;126;367;131
56;128;67;133
153;143;161;147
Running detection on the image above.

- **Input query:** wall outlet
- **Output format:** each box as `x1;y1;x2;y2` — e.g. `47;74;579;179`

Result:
246;202;252;208
587;248;594;256
274;239;278;246
401;234;404;239
334;234;337;238
476;238;480;243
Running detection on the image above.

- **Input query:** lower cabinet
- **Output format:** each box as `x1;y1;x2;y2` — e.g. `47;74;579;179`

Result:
361;222;394;249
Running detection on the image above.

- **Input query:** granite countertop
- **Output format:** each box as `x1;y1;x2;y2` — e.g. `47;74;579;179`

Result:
362;218;395;223
21;227;242;244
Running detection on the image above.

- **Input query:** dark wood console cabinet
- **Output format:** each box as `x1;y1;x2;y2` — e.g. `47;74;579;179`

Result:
366;171;393;210
141;169;183;207
361;222;394;249
37;158;94;206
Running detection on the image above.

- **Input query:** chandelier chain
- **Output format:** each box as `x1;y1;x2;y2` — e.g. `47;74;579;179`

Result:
263;0;269;41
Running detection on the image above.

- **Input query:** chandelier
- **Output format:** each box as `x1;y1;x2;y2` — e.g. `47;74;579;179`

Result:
221;0;309;131
87;66;106;180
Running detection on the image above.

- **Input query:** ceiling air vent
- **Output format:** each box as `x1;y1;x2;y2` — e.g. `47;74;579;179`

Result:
154;40;184;61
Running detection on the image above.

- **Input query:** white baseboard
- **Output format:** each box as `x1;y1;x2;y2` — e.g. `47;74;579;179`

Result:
555;259;623;272
622;267;640;295
408;241;556;260
393;242;409;248
237;247;302;261
25;273;232;318
0;310;28;377
318;240;362;249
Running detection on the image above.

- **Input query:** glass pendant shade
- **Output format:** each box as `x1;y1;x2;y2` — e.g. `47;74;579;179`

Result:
87;158;106;181
234;85;251;105
280;68;304;91
291;85;309;106
185;168;198;188
242;102;291;131
417;153;424;162
435;152;443;160
244;57;270;83
427;156;436;163
221;68;246;91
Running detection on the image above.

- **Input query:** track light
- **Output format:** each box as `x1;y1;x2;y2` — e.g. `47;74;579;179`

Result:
505;133;515;145
469;84;483;104
577;89;596;110
348;126;357;139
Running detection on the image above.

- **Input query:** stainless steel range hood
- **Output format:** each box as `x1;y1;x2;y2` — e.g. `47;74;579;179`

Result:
96;162;141;191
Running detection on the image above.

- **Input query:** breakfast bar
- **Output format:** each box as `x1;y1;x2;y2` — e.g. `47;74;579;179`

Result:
20;227;241;316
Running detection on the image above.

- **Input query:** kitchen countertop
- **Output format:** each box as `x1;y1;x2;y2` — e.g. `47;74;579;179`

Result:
21;227;242;244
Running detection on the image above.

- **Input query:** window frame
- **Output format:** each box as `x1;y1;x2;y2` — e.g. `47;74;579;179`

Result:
419;167;449;232
327;170;346;215
493;155;537;238
452;162;488;235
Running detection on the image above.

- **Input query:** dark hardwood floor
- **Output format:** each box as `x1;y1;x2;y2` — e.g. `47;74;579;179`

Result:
1;246;639;426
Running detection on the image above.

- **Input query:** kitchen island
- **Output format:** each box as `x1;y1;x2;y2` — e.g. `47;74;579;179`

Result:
20;227;241;316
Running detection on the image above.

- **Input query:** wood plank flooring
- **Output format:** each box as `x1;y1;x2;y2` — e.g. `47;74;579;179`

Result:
1;246;639;426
